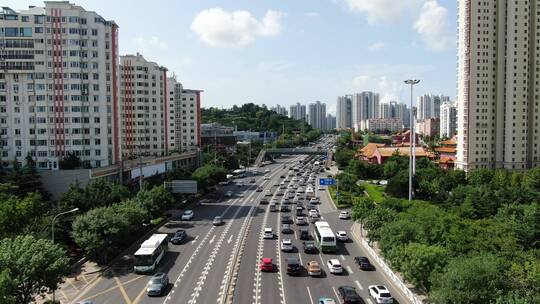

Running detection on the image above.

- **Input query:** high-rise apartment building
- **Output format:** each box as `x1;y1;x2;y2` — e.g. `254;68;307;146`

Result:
307;101;326;129
0;3;119;169
326;114;336;130
178;88;202;151
336;95;352;129
395;102;410;128
379;102;390;119
119;54;167;159
440;101;457;138
417;94;445;120
351;92;379;127
271;104;288;116
457;0;540;170
289;102;306;121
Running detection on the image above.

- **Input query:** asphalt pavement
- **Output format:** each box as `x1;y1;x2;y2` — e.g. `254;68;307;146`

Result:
70;154;412;304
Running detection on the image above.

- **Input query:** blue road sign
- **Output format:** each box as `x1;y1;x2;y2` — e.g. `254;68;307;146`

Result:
319;178;336;186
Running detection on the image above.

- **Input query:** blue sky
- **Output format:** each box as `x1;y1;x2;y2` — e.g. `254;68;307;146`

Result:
6;0;457;113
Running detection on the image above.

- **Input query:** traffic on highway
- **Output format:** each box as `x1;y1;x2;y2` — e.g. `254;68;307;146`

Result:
71;136;410;304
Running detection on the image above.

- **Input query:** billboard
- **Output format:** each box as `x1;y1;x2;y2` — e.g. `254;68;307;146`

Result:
164;180;198;194
131;163;166;180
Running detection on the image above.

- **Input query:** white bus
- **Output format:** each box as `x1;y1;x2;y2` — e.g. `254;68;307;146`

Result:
133;234;168;273
314;221;337;253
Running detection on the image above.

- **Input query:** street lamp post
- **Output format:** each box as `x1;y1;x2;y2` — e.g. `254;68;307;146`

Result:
51;208;79;302
404;79;420;201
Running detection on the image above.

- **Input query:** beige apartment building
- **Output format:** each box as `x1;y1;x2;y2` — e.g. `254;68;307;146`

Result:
0;2;120;169
119;53;168;159
457;0;540;170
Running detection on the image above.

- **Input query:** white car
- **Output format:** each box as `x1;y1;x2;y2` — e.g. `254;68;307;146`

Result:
339;211;350;219
265;190;273;197
309;197;319;204
309;209;319;217
270;197;279;204
368;285;394;304
264;175;270;180
181;210;194;220
336;231;348;242
281;239;294;252
318;185;325;191
327;259;343;274
295;216;306;225
263;228;273;239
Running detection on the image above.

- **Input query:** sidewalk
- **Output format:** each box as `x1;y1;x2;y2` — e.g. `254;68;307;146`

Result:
35;261;102;304
350;223;427;304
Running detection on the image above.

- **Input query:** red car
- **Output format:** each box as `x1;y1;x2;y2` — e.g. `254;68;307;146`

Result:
260;258;273;271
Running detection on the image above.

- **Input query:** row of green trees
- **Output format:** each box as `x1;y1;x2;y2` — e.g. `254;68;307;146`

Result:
71;185;174;263
338;147;540;302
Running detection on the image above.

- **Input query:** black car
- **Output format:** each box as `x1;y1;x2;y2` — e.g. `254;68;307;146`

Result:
299;229;310;240
280;205;290;212
281;224;293;234
170;229;187;244
296;210;303;216
337;286;364;304
303;241;317;253
286;258;301;275
281;215;293;224
354;256;373;271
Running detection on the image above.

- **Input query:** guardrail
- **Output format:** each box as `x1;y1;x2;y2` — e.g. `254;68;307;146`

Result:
351;223;423;304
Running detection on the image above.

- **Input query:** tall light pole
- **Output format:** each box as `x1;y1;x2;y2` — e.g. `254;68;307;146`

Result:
404;79;420;201
51;207;79;302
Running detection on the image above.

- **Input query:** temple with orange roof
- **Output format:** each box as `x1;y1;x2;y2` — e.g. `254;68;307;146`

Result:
434;136;457;169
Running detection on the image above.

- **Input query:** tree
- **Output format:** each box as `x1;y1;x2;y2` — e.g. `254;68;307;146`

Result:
136;185;175;218
386;243;449;291
59;179;130;212
385;169;410;198
0;192;45;238
191;164;226;192
430;253;507;304
72;200;147;264
352;196;375;226
467;168;494;186
363;207;397;242
522;168;540;194
0;269;16;304
0;235;70;304
335;148;355;169
58;152;80;169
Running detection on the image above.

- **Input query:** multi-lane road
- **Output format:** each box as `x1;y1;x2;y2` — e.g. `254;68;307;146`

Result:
70;155;411;304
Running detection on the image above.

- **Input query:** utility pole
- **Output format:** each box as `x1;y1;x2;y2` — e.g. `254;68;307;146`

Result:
404;79;420;201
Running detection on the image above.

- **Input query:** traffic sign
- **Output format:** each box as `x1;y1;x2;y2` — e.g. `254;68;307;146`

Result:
319;178;336;186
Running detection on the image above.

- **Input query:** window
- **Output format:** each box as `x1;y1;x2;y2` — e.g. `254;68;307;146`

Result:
5;28;18;37
20;27;32;37
21;16;30;22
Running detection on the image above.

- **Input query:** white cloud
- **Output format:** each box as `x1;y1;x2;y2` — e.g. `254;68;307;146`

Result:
191;8;284;48
133;36;168;50
304;12;320;18
413;1;454;51
344;0;419;24
368;41;385;51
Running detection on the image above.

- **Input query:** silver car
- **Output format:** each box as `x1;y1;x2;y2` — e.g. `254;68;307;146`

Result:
147;272;168;296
